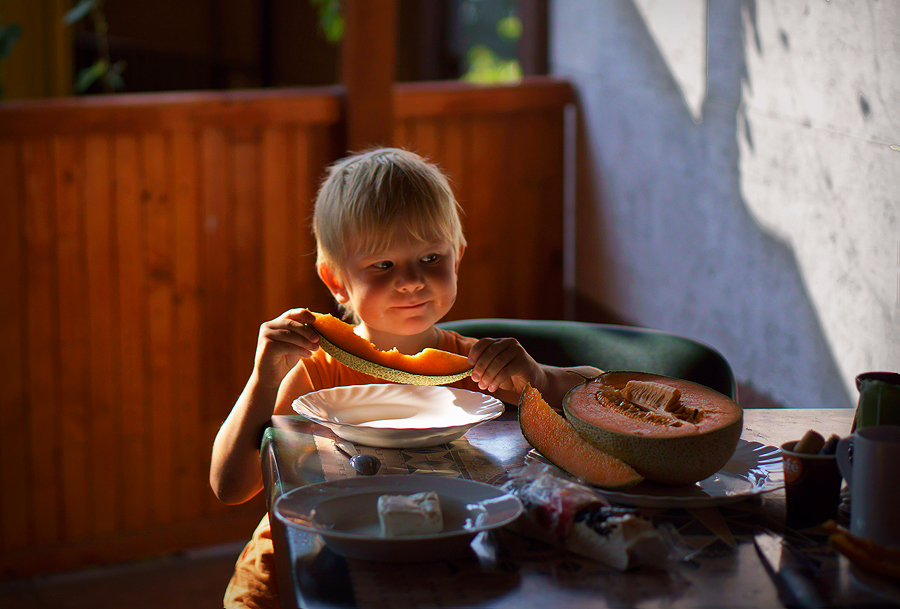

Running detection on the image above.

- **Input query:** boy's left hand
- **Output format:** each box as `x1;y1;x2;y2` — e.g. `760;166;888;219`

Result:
467;337;543;395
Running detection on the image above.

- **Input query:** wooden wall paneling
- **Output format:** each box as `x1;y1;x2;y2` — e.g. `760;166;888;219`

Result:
53;134;92;543
230;126;264;395
408;117;443;160
261;125;291;317
460;114;508;319
143;130;176;527
391;118;414;153
440;116;483;319
0;140;28;552
199;127;232;430
23;138;62;546
171;128;204;523
432;117;471;321
505;109;556;320
83;132;119;538
113;132;150;531
292;124;341;316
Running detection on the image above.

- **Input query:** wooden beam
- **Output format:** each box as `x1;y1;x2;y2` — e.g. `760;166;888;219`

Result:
517;0;548;76
341;0;398;151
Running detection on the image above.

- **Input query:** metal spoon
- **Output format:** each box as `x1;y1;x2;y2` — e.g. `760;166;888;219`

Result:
334;440;382;476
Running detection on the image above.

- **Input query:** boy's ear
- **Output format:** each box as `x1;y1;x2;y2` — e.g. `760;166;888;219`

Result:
318;263;349;304
455;244;466;272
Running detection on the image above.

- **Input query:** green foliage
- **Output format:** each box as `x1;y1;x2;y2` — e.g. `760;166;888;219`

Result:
457;0;522;84
497;15;521;41
65;0;125;93
310;0;343;43
462;44;521;84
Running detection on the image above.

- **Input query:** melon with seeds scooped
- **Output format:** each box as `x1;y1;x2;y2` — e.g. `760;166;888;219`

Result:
310;313;473;385
563;372;743;485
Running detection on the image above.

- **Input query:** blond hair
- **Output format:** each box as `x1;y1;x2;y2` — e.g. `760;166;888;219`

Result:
313;148;466;278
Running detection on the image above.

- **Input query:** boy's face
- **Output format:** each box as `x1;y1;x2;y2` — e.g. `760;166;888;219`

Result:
322;228;463;338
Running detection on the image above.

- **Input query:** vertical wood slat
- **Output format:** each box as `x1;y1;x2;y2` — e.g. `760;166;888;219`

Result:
0;80;569;578
144;131;175;527
0;141;28;551
83;133;119;538
172;129;204;523
23;138;62;546
114;133;150;532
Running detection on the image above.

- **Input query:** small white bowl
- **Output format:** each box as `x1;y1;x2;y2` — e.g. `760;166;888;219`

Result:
292;384;505;448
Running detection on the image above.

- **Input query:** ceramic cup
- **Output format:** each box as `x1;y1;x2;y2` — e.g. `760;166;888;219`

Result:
781;440;843;529
853;372;900;431
837;425;900;547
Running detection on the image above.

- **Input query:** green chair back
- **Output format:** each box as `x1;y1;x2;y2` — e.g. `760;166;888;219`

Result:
439;318;736;400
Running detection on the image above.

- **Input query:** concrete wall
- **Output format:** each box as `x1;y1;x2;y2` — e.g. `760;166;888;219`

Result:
551;0;899;409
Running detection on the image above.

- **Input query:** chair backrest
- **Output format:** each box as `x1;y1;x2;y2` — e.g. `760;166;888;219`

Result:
439;318;737;400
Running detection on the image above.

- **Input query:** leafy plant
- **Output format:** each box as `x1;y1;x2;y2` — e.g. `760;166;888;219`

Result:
65;0;125;93
310;0;343;43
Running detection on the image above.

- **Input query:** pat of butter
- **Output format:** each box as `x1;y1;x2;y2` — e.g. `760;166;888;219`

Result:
377;491;443;537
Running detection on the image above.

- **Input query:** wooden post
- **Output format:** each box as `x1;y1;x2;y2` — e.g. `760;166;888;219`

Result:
341;0;398;152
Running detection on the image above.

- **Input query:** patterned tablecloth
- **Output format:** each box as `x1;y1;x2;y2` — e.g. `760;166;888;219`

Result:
263;408;899;609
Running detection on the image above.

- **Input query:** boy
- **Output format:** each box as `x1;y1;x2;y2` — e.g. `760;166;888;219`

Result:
211;148;598;608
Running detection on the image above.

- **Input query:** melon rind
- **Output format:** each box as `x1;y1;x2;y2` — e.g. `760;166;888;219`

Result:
518;384;643;489
563;373;743;485
316;333;473;386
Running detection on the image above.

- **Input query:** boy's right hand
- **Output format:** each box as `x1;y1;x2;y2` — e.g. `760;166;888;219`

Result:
253;308;320;389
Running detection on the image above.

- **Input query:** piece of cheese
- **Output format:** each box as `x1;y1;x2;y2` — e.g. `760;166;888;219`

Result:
377;491;443;537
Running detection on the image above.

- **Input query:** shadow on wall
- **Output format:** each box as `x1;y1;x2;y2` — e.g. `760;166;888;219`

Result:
563;0;852;409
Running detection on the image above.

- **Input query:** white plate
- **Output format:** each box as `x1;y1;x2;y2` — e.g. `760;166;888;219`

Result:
292;384;505;448
526;440;783;508
273;475;523;561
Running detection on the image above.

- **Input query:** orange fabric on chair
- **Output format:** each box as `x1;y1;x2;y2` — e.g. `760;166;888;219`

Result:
224;514;281;609
224;514;279;609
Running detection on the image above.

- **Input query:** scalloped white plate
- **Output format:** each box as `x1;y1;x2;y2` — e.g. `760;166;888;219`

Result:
273;475;523;561
292;384;504;448
526;440;783;508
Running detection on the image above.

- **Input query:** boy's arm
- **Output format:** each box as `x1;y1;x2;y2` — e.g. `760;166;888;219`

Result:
491;364;601;410
210;308;319;505
210;374;278;505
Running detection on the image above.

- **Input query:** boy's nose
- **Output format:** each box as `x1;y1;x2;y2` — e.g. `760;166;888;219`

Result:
396;265;425;291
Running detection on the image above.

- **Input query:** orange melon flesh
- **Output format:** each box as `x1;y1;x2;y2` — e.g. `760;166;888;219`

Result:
518;384;643;489
563;372;743;485
311;313;473;382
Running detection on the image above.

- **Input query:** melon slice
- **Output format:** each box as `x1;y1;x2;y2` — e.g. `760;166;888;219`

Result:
563;372;743;485
518;384;643;489
311;313;473;385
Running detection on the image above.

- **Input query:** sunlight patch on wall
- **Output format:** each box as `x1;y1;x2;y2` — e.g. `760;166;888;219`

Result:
633;0;707;122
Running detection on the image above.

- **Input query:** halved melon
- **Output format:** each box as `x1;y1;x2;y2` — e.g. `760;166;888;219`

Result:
311;313;473;385
518;384;643;489
563;372;743;485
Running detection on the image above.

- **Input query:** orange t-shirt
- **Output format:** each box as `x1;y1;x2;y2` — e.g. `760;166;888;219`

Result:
224;328;480;609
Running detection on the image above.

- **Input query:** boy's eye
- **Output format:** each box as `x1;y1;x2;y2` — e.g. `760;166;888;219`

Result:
372;261;393;270
421;253;439;264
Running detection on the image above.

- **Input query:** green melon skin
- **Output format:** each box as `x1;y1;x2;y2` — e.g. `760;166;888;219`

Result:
317;335;473;386
562;375;743;486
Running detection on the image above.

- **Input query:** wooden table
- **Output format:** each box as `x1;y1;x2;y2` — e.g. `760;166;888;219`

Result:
261;408;896;608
